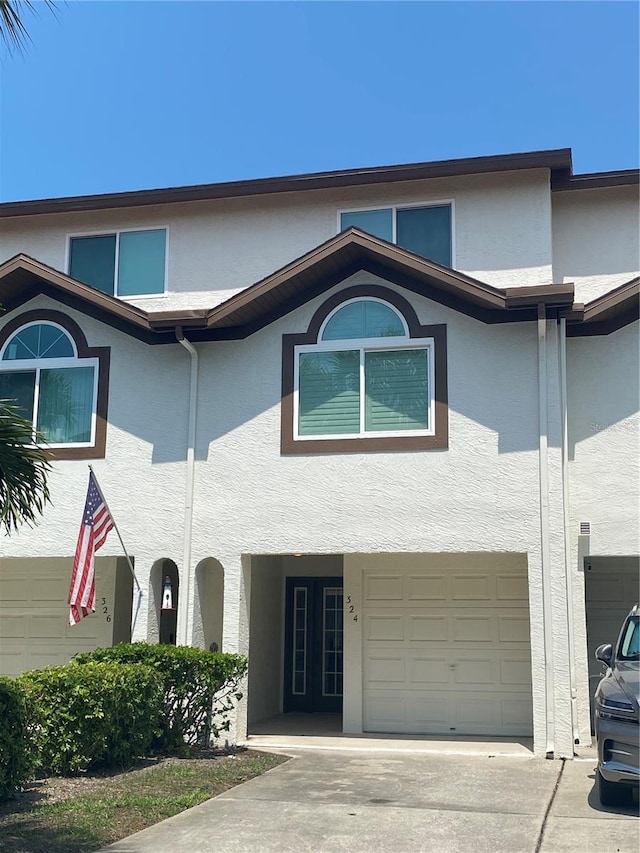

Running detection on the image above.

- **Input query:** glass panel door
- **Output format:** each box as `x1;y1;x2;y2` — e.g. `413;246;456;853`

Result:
284;577;343;713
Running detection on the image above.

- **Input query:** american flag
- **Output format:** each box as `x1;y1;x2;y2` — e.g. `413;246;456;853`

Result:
68;472;114;626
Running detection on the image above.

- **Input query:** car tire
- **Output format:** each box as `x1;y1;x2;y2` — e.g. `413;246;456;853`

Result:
597;770;629;806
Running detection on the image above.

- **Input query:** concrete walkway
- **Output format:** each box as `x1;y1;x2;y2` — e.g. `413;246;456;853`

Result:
102;747;639;853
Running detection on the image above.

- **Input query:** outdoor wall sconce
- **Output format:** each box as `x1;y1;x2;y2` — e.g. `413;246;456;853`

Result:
161;575;174;610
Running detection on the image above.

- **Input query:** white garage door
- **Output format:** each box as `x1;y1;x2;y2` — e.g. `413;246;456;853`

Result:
0;557;130;677
363;562;533;736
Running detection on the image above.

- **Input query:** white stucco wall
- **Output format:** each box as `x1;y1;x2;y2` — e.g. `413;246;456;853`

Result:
4;270;634;755
0;295;193;645
564;321;640;744
567;321;640;557
0;169;553;305
552;185;640;303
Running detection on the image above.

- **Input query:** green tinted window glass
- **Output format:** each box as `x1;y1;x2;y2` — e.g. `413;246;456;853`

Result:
70;235;117;294
397;205;451;266
340;209;393;242
298;350;360;436
37;366;94;444
117;229;166;296
365;349;429;431
0;370;36;422
2;324;74;360
322;301;404;341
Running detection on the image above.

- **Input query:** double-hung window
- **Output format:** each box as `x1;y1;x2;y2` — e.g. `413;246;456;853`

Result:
69;228;167;296
281;287;448;454
340;203;452;267
0;319;103;452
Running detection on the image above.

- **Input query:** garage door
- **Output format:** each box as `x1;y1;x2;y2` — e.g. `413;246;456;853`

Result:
363;562;532;736
0;557;132;677
585;558;640;726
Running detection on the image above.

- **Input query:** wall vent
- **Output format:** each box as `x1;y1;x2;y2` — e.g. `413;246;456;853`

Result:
579;522;591;535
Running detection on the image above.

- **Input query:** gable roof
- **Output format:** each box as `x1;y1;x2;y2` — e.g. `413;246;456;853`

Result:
185;228;576;338
0;254;185;344
0;231;580;343
566;276;640;336
1;231;637;341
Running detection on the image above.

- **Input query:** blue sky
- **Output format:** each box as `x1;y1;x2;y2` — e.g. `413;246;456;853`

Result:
0;1;637;201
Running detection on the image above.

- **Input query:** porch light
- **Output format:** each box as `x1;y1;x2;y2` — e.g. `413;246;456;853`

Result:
161;575;174;610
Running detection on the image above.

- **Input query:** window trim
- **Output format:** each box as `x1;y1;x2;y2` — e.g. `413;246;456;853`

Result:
337;199;456;267
281;285;448;454
66;225;169;298
0;310;110;460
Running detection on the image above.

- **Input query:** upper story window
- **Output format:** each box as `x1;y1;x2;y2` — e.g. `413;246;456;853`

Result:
340;203;452;267
281;285;448;454
0;311;110;459
69;228;167;297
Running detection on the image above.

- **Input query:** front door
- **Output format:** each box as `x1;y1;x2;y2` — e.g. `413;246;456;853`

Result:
284;577;343;713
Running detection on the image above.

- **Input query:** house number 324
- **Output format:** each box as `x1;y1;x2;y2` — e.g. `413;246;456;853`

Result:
346;595;358;622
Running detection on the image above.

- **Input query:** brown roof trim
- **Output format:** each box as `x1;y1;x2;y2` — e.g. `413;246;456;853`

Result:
0;254;192;344
188;228;574;337
566;277;640;336
0;149;573;218
552;170;639;192
3;240;635;343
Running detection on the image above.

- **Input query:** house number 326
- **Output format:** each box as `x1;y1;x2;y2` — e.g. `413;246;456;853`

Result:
346;595;358;622
101;596;112;623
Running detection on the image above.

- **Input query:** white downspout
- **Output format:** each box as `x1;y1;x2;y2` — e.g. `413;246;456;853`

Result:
176;327;198;647
559;316;578;744
538;305;555;756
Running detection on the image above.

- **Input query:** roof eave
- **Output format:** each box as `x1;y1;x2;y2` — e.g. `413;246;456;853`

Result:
0;149;574;218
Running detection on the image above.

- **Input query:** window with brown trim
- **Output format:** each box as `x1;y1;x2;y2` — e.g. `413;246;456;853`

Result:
0;310;110;460
281;285;448;453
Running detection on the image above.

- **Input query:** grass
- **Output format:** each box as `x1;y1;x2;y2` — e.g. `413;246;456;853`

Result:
0;750;287;853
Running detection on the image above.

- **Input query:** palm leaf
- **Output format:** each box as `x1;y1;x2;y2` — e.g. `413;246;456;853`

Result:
0;400;51;534
0;1;57;50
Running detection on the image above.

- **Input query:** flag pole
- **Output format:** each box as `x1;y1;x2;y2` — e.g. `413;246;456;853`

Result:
88;465;141;592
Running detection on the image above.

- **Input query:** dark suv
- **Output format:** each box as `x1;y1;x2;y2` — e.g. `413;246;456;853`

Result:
594;604;640;806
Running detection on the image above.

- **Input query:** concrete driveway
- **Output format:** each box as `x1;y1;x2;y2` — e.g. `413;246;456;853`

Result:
102;748;639;853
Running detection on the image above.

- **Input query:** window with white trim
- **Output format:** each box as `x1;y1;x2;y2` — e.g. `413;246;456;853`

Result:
340;203;452;266
69;228;167;296
0;321;98;447
294;298;434;440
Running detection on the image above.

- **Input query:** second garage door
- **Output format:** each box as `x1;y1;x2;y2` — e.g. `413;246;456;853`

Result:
362;558;533;737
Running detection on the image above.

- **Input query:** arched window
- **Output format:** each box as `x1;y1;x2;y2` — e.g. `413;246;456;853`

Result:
281;285;448;453
0;312;109;457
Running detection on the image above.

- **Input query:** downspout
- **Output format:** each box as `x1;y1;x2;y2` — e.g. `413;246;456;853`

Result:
559;316;578;743
176;327;198;647
538;304;555;756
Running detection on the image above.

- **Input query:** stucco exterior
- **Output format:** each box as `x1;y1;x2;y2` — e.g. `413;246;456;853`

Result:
0;150;637;758
0;169;554;305
552;185;640;303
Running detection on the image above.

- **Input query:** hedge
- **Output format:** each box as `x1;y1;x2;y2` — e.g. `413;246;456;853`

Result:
0;676;32;798
17;661;164;775
74;643;248;748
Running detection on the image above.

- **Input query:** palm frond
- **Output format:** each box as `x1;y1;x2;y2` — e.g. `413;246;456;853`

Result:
0;400;51;535
0;0;57;51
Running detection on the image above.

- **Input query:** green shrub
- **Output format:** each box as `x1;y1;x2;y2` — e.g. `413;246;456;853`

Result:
18;661;163;775
0;676;32;799
74;644;247;748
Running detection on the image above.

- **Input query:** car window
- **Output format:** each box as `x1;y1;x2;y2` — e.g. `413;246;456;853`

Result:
619;615;640;659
